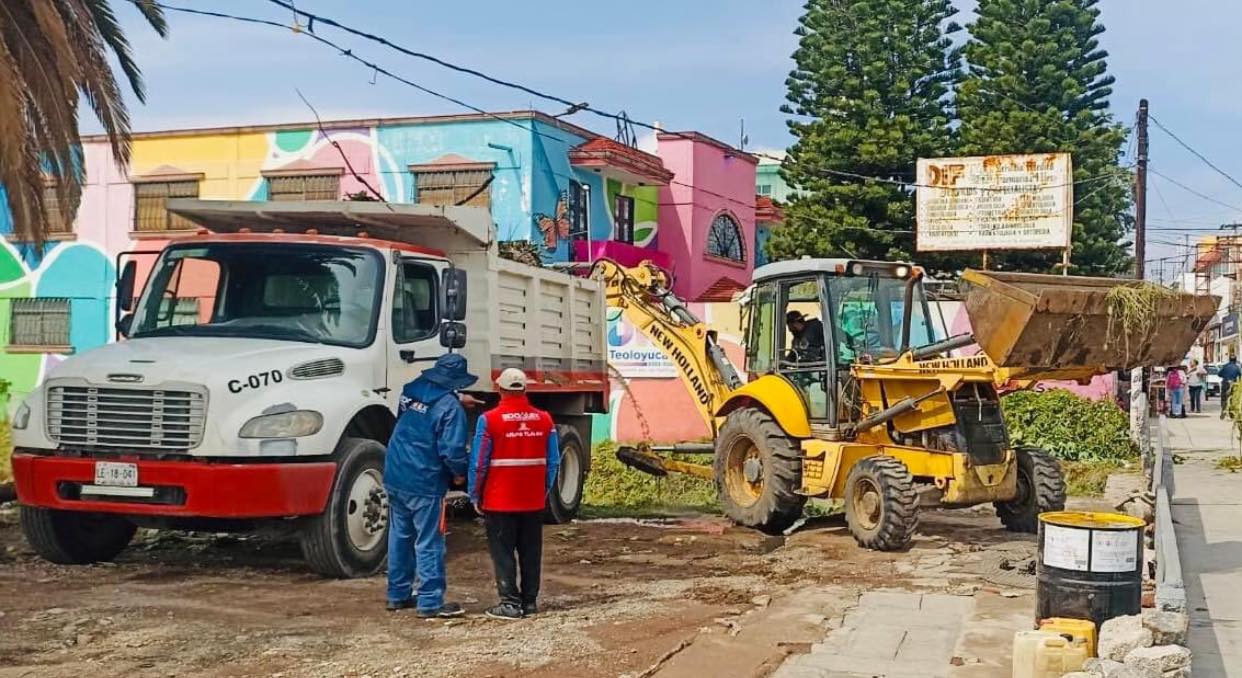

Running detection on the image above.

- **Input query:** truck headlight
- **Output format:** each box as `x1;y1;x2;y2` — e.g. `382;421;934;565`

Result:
239;410;323;438
12;402;31;430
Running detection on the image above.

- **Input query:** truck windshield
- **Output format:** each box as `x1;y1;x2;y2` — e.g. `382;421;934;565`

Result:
827;273;935;363
129;243;384;348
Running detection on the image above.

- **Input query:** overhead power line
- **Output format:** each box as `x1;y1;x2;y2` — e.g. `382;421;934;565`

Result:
254;0;1129;194
1150;114;1242;193
143;1;1131;197
1150;168;1242;213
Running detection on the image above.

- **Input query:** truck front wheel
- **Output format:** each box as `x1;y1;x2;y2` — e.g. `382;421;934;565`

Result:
20;507;136;564
545;425;587;524
300;438;389;578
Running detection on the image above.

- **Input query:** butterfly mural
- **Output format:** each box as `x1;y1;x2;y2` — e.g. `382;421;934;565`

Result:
535;193;571;251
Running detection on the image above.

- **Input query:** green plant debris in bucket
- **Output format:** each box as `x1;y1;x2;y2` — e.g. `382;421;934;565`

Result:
1103;283;1180;363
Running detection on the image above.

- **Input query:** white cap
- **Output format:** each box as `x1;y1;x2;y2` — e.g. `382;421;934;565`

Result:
495;367;528;391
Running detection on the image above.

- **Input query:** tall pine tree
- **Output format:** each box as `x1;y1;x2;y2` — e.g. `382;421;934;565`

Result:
770;0;962;269
957;0;1132;275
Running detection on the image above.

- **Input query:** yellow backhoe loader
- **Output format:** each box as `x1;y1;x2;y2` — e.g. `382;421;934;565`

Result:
595;258;1215;550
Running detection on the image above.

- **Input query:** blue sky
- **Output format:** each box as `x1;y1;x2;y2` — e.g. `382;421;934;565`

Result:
94;0;1242;277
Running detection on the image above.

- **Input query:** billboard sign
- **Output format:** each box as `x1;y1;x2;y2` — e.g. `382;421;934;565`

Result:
916;153;1074;252
606;308;677;378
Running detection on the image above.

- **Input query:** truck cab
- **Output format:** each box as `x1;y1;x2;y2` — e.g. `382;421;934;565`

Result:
11;200;606;577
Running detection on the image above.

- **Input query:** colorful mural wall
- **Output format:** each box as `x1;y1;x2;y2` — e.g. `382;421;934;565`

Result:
2;112;746;409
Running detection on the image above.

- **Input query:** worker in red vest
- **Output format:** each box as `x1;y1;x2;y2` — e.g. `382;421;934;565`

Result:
467;368;560;620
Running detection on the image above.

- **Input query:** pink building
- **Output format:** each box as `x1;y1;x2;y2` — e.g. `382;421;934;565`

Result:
655;132;758;301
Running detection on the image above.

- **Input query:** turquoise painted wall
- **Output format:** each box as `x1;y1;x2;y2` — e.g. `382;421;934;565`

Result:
756;162;793;203
377;118;542;243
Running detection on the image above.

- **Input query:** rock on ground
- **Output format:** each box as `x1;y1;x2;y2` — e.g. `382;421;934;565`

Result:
1099;614;1154;662
1123;644;1192;675
1142;608;1190;646
1083;657;1139;677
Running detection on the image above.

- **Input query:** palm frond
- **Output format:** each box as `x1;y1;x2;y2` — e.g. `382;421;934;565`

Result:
0;0;165;243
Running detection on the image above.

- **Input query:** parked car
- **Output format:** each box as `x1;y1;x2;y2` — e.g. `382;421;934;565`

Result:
1206;363;1222;399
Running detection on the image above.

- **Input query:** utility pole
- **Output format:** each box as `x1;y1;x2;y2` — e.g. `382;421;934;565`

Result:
1135;99;1150;280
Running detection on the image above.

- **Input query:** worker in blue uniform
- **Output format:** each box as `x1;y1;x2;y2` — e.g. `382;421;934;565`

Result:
384;353;473;617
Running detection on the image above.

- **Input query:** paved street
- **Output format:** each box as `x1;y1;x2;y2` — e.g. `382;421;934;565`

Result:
1166;400;1242;677
773;591;974;678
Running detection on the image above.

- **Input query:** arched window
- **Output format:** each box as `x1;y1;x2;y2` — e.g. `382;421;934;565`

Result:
706;212;745;263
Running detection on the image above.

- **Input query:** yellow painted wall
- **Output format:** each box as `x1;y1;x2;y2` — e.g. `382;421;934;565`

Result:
130;132;272;200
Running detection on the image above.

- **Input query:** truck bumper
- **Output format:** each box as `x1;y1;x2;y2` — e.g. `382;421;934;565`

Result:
12;452;336;519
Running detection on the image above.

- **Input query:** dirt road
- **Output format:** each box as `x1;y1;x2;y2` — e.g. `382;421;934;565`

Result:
0;502;1059;678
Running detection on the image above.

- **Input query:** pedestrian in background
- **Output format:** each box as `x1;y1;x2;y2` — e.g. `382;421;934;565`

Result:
384;353;474;617
1221;355;1242;419
468;368;560;621
1167;364;1185;418
1188;359;1207;414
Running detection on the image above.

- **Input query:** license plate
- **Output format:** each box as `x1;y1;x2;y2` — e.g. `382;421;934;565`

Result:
94;462;138;487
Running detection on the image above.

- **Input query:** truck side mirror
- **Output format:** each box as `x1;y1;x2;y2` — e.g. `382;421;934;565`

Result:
442;268;467;321
439;321;467;349
116;313;134;338
117;260;137;312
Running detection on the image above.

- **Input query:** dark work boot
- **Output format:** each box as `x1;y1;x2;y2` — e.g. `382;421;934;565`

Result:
485;603;523;620
417;602;465;618
522;601;538;616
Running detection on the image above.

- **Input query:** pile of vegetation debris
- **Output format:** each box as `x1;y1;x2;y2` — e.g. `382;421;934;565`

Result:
1001;388;1138;495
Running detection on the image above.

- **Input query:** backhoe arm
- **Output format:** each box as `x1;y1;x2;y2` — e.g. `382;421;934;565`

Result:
591;259;742;435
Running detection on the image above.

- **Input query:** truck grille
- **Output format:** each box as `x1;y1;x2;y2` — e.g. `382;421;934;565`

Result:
46;385;207;450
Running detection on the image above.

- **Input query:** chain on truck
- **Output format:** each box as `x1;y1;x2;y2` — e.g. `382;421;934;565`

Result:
9;199;608;578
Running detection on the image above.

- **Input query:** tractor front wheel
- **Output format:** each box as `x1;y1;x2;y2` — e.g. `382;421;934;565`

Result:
995;447;1066;533
844;456;919;551
713;408;806;534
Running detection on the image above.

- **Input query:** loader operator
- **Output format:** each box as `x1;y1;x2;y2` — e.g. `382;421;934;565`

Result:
785;310;826;363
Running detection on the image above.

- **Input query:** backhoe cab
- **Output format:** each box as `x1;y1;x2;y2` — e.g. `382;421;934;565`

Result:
602;257;1214;551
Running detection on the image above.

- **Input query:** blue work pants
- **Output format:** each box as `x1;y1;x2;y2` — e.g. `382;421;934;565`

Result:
386;489;446;612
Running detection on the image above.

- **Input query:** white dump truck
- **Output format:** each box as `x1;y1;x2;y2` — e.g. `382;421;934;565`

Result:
10;200;607;577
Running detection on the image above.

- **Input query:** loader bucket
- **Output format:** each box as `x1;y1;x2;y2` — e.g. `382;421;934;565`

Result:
959;270;1218;371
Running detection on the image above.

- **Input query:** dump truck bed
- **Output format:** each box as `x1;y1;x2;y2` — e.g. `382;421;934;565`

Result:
166;199;608;395
960;270;1218;372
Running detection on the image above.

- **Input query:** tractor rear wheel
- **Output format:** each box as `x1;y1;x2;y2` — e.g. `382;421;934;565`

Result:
714;408;806;534
844;456;918;551
995;447;1065;533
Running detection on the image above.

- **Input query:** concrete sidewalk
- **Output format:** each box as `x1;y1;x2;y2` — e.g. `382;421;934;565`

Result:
1164;402;1242;677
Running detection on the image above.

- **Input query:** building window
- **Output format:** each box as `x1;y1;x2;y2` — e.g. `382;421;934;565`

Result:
267;173;341;201
42;181;74;237
134;180;200;232
9;298;71;351
758;184;773;196
614;194;635;244
706;212;746;263
569;180;590;241
412;168;493;208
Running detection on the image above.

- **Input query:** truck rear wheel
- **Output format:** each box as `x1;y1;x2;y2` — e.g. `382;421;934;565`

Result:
714;408;806;534
995;447;1065;533
844;456;918;551
20;507;136;564
300;437;389;578
545;425;587;524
